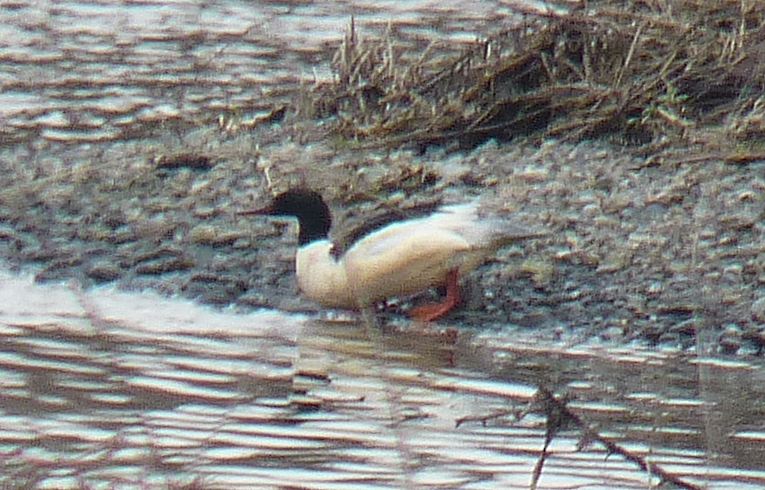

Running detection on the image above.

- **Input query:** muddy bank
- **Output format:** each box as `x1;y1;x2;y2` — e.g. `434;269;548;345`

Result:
0;117;763;354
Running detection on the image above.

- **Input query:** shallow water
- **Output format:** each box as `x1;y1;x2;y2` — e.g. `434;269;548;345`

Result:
0;0;516;145
1;271;764;489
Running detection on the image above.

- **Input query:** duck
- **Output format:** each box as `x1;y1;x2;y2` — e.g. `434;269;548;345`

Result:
241;188;542;321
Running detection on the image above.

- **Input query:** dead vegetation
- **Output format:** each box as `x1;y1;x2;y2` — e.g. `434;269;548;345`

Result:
305;0;765;160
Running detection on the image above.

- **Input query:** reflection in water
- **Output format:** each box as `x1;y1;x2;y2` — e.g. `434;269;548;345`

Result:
0;272;764;489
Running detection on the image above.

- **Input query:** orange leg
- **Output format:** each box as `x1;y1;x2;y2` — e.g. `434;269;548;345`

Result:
409;269;461;322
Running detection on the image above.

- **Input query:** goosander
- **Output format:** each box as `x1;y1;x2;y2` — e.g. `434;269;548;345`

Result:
242;189;541;321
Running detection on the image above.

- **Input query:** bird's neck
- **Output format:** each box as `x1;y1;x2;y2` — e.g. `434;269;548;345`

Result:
296;213;331;246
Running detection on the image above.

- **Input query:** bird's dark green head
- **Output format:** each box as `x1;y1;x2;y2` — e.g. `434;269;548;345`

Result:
241;188;332;245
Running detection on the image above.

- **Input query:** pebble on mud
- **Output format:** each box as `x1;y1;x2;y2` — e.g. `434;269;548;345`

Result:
135;256;195;275
188;224;247;246
752;297;765;323
87;261;122;282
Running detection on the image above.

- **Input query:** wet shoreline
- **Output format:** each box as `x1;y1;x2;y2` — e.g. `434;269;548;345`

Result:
1;271;764;489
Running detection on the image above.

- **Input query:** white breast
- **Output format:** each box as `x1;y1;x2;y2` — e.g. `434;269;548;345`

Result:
294;240;356;308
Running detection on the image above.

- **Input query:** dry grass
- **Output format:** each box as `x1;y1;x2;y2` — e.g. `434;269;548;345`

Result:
305;0;765;159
